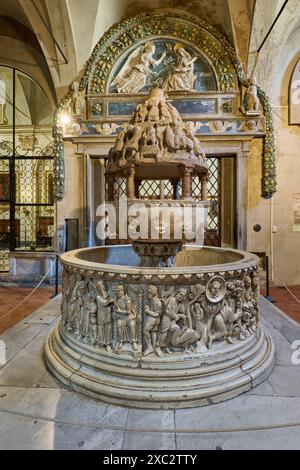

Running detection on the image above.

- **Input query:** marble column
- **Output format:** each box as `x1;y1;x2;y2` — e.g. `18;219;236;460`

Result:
160;180;165;200
201;175;209;201
182;168;193;200
236;147;249;250
79;154;106;247
78;154;92;247
127;166;135;199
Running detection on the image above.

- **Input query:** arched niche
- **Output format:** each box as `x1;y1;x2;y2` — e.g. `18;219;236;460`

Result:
55;7;276;249
107;38;218;94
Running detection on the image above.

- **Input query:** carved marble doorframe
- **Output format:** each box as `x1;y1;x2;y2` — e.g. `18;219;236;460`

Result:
74;139;111;247
200;137;251;251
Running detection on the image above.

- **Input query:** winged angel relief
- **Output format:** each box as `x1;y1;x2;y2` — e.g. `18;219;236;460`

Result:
110;42;166;94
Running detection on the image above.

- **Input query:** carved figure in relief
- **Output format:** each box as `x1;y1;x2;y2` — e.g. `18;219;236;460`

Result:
159;101;172;123
143;125;158;146
238;120;261;133
146;98;160;122
169;321;199;349
89;314;98;346
251;273;260;320
174;124;186;149
119;124;138;160
95;281;114;352
188;285;205;342
155;124;165;153
155;288;198;355
165;124;175;149
170;288;199;349
208;121;232;133
155;292;176;356
126;125;143;153
206;277;226;304
241;275;257;333
73;281;88;337
110;127;127;159
143;285;162;356
164;44;197;91
81;288;97;342
229;280;251;340
243;276;255;315
168;104;182;125
185;122;206;161
135;102;148;122
67;274;84;331
113;285;138;351
200;276;229;347
244;77;260;113
185;133;194;155
175;288;191;328
111;42;166;94
70;81;82;115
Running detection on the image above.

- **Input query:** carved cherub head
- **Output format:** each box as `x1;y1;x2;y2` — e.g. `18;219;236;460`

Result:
210;281;221;299
206;276;226;303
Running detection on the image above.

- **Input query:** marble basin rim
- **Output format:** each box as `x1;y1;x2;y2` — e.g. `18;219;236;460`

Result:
45;243;275;409
60;244;258;275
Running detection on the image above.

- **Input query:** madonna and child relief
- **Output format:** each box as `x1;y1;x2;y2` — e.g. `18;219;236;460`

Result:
109;39;216;94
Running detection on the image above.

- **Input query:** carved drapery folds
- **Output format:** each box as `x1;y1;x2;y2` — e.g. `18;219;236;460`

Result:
60;265;259;358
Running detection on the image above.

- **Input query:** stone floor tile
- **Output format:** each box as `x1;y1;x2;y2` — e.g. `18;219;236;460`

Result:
268;366;300;396
127;409;174;430
175;403;227;430
213;427;299;450
245;378;277;396
0;350;47;387
175;432;217;450
122;431;176;450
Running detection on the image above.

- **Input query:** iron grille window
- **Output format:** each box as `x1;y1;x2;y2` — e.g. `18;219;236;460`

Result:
0;66;54;271
105;175;127;200
205;157;221;246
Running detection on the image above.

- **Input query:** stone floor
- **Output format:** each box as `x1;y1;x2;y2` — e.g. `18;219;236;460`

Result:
261;285;300;324
0;295;300;450
0;286;60;334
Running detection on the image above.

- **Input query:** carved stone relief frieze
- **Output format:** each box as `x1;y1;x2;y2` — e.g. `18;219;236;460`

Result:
60;264;260;359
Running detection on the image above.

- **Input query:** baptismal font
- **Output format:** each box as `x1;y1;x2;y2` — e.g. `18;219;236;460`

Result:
46;88;275;409
106;87;209;266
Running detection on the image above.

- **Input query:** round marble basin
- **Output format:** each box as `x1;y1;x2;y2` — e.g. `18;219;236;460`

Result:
66;244;250;268
45;245;275;409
